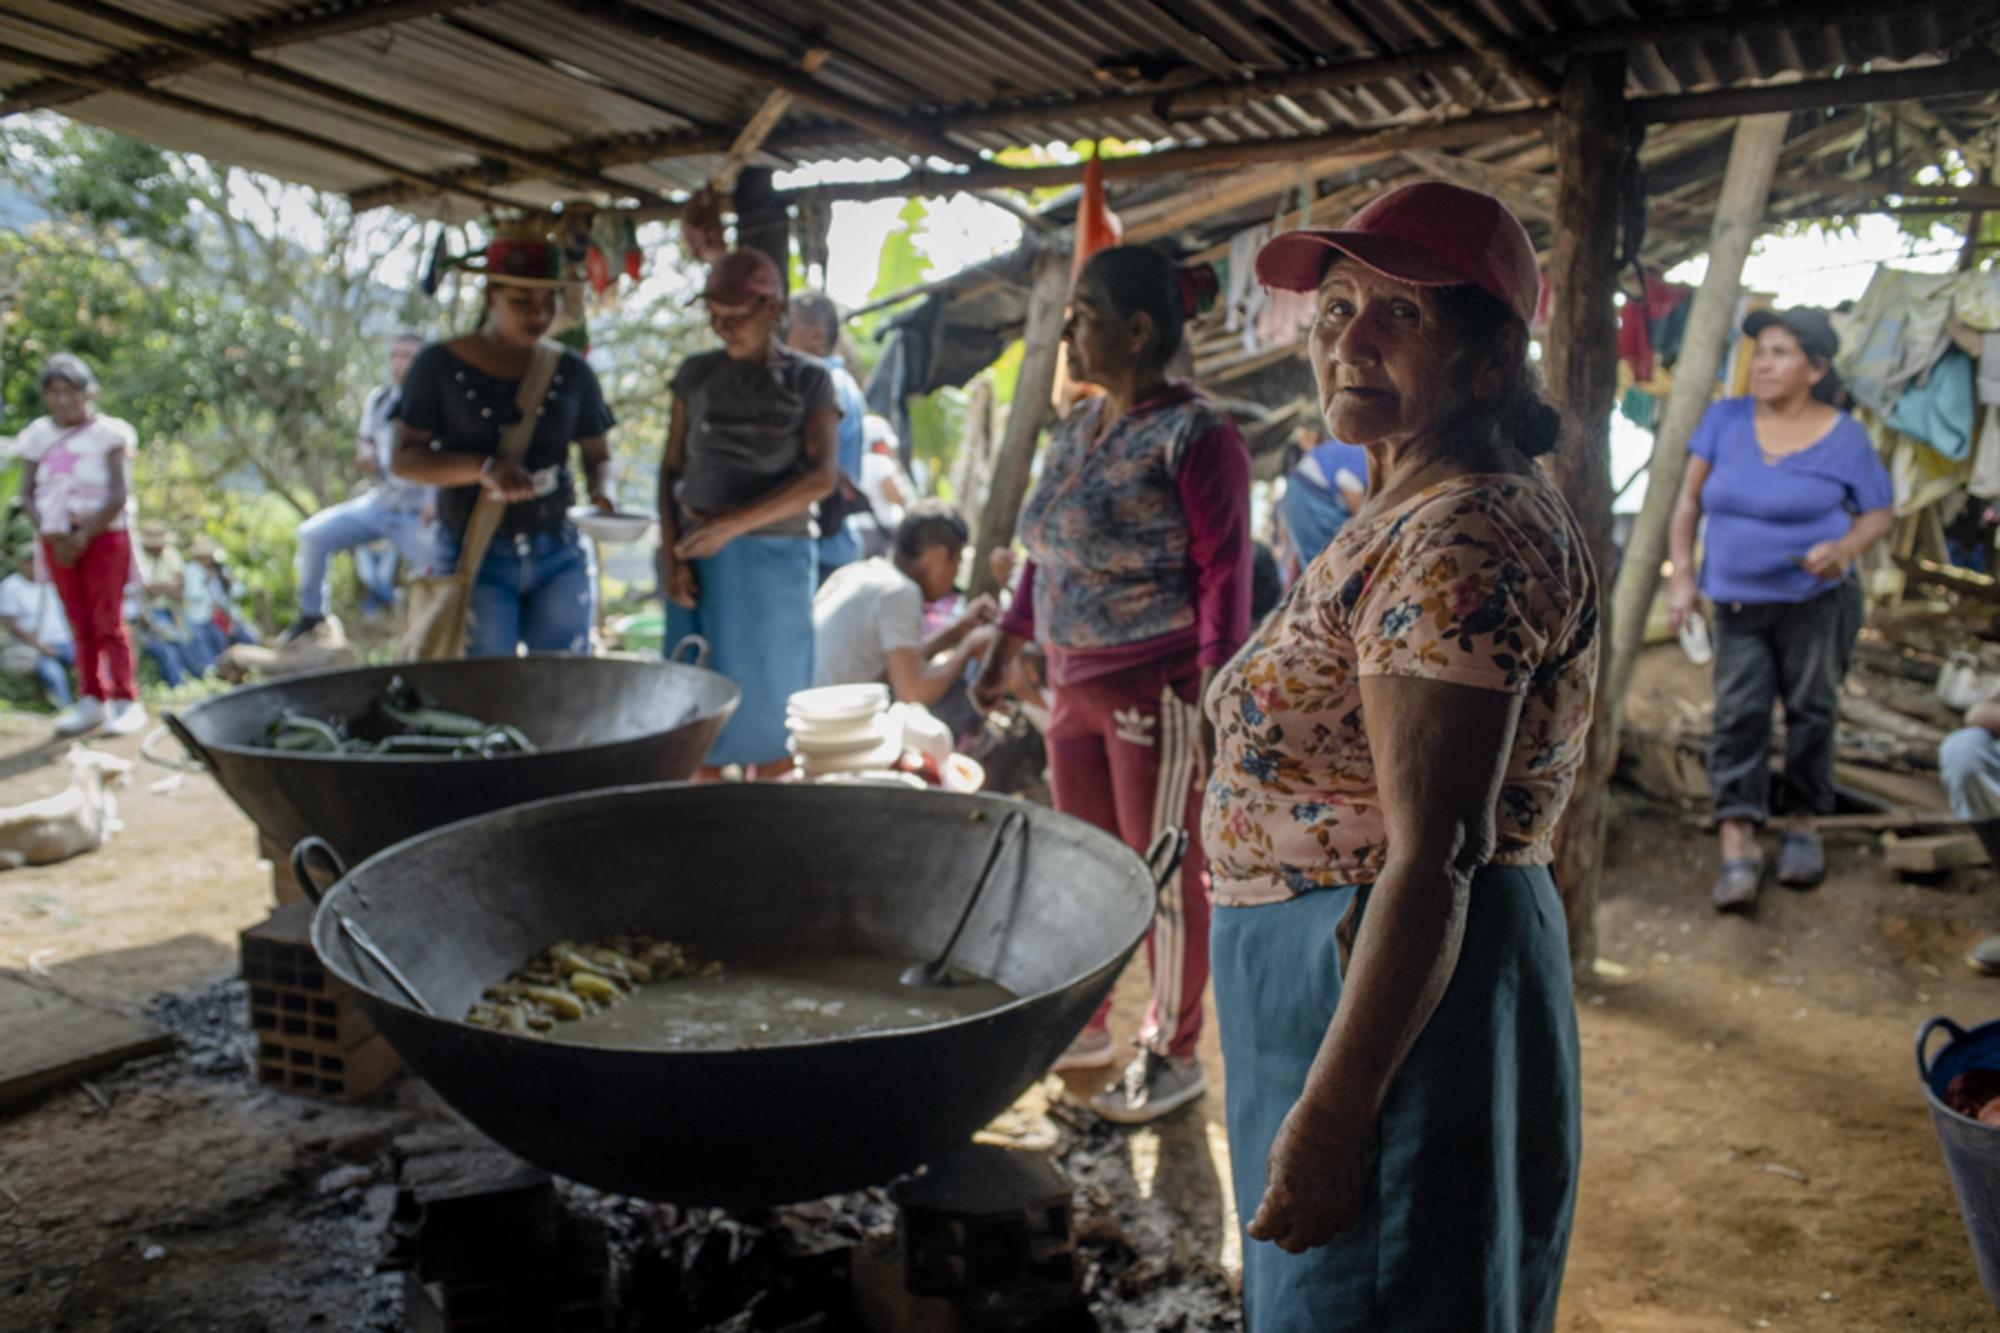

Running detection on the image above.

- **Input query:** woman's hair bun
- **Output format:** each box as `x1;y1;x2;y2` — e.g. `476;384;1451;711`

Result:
1514;398;1564;458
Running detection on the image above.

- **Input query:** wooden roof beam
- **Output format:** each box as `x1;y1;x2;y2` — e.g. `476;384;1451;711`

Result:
352;54;1999;215
917;0;1990;136
51;0;673;210
0;0;486;117
563;0;975;167
0;37;511;210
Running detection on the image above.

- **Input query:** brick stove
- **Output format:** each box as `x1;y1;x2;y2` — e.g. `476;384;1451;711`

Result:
240;900;400;1102
853;1144;1093;1332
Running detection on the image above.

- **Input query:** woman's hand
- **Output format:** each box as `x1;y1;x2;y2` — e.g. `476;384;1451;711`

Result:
970;632;1025;714
661;557;698;610
1665;572;1699;637
49;532;86;569
673;513;739;562
589;491;618;514
479;457;537;503
1248;1096;1370;1253
1801;540;1849;581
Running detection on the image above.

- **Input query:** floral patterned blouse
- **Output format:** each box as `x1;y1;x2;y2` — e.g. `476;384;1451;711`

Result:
1201;471;1599;907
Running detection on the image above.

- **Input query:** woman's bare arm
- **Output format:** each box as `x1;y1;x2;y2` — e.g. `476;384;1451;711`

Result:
1248;674;1523;1252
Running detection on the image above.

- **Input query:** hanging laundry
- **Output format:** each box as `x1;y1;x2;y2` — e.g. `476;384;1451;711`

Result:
1979;332;2000;407
1886;347;1977;461
1953;269;2000;332
1616;276;1693;382
1837;267;1960;416
1967;406;2000;502
1226;224;1272;349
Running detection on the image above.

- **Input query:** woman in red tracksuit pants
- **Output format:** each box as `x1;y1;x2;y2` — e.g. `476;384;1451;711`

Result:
973;245;1251;1126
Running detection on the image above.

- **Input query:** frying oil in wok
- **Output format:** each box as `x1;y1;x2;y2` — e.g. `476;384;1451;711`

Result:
553;948;1016;1050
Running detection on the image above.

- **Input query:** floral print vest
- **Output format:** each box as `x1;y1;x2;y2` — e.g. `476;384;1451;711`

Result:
1018;388;1221;651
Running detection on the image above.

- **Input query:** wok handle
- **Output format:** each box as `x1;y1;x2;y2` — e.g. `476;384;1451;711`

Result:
1145;827;1190;890
1918;1015;1968;1082
930;808;1029;973
290;836;349;907
161;712;214;773
669;634;711;669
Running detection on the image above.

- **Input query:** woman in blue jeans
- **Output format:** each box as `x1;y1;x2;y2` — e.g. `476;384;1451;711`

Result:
392;233;616;657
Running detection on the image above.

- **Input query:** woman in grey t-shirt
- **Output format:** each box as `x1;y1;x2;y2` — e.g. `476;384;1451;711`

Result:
659;249;841;775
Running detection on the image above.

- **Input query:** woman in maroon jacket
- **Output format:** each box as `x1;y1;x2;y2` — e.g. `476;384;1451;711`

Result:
974;245;1252;1125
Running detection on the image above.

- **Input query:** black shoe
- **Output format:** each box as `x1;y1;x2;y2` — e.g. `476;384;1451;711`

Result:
1713;857;1764;913
277;613;325;646
1775;831;1826;889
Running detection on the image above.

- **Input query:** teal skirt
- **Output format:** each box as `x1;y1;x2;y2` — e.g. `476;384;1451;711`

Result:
1212;864;1580;1333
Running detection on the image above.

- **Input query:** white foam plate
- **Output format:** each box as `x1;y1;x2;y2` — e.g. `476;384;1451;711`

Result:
787;683;890;726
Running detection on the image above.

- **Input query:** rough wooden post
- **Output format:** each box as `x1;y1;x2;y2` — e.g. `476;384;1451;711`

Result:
969;243;1070;600
1542;53;1627;979
1604;112;1790;717
732;167;790;292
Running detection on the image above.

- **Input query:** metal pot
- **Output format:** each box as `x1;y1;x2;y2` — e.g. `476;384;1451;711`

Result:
166;655;738;865
300;783;1166;1206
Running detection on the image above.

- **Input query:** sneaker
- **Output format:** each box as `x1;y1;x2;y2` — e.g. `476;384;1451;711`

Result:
53;697;106;738
1969;934;2000;976
1089;1051;1206;1126
104;699;148;737
1774;830;1826;889
1051;1025;1116;1072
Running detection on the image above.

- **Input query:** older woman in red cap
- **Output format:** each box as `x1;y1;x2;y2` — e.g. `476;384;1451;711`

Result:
1202;182;1598;1330
392;230;617;657
660;249;841;776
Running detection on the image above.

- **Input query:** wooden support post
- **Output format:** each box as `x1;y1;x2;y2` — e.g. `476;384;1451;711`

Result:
733;168;790;295
1543;53;1627;980
1604;112;1790;720
969;245;1070;600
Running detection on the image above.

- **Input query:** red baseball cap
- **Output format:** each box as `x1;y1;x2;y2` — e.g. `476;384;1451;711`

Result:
1255;181;1540;326
695;248;784;305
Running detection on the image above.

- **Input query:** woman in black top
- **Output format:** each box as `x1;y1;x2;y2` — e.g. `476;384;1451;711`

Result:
392;239;616;656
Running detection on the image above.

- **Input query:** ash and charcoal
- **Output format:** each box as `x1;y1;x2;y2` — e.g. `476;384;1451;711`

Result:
145;976;253;1079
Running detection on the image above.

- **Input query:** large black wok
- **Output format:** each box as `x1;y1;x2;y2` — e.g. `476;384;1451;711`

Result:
302;784;1161;1206
167;656;738;864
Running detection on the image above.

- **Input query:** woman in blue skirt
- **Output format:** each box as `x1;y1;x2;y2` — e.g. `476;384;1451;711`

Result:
1202;181;1599;1331
659;249;841;777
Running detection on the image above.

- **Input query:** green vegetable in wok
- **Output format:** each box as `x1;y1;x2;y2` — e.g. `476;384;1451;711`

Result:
259;676;537;758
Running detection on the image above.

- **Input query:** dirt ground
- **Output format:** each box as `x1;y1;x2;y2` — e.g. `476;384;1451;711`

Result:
1;702;1998;1330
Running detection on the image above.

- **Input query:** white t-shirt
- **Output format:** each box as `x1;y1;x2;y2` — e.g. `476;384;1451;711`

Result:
0;572;72;647
858;450;908;535
812;557;924;689
14;414;137;532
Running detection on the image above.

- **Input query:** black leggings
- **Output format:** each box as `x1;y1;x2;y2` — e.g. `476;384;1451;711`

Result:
1708;589;1844;825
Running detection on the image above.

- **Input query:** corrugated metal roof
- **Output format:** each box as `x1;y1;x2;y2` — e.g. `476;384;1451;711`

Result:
0;0;1992;221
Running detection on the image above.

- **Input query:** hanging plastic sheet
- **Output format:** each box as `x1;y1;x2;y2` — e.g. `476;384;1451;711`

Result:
1837;268;1960;416
1886;348;1977;461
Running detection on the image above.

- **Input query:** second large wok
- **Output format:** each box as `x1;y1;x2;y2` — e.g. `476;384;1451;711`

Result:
167;655;738;864
305;783;1161;1206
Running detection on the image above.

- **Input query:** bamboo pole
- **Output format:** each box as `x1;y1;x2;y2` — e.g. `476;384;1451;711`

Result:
1543;54;1627;981
1604;112;1792;723
968;244;1070;600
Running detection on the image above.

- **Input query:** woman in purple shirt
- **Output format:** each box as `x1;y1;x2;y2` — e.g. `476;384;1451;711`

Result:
1666;308;1892;912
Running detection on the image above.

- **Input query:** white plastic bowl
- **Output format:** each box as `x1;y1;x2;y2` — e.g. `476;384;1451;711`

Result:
786;683;890;726
569;506;655;544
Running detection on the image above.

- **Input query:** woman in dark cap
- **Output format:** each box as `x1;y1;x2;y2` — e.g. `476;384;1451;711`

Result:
1203;181;1598;1331
1666;308;1892;912
392;226;618;658
660;248;841;778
